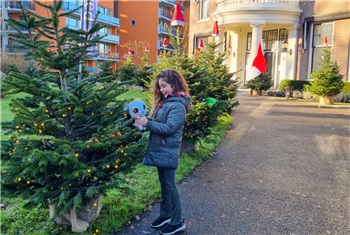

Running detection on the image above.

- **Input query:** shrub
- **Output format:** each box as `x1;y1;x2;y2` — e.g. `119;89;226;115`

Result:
292;90;303;99
246;73;272;92
341;82;350;95
302;91;315;100
334;93;350;103
278;79;310;91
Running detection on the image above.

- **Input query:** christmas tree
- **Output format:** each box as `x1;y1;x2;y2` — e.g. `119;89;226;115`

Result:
1;0;147;231
306;46;344;104
116;53;137;84
194;41;239;113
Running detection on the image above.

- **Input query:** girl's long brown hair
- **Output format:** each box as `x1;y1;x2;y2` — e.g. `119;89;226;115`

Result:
149;69;190;117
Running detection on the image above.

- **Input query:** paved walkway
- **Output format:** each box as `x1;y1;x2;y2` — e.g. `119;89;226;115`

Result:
113;91;350;235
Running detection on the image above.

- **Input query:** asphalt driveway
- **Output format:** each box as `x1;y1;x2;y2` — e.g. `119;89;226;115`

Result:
113;91;350;235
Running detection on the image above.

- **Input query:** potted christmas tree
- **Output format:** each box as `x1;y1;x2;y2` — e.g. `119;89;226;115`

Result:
1;1;146;232
245;73;272;95
306;46;344;105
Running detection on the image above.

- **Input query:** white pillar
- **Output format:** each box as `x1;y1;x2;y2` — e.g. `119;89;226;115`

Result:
250;21;265;63
286;24;298;80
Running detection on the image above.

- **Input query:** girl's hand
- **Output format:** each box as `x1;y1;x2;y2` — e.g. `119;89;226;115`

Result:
135;115;148;127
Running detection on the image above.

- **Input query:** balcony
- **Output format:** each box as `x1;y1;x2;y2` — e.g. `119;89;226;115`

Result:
158;40;174;51
93;51;119;61
62;2;120;26
158;25;169;35
3;22;33;35
159;9;172;22
5;44;31;55
159;0;177;8
159;0;185;11
100;34;120;45
97;13;120;27
213;0;302;28
62;1;81;15
1;0;35;12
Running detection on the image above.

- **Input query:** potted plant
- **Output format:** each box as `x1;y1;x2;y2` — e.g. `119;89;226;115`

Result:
246;73;272;95
305;47;344;105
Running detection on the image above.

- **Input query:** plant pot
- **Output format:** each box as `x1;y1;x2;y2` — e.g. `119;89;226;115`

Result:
319;96;334;105
49;195;102;233
251;89;262;96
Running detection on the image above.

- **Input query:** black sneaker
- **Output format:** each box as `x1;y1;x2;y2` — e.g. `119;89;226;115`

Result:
160;219;186;235
150;217;171;228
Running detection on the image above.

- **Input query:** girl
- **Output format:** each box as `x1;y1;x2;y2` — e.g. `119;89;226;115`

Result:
135;69;191;235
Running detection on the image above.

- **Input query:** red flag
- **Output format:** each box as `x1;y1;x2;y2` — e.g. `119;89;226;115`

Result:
246;43;266;81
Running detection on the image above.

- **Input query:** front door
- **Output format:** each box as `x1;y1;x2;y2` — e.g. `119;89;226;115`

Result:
264;51;275;88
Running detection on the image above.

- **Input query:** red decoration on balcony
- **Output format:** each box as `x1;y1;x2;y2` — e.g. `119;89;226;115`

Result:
171;2;185;27
162;39;167;47
128;48;133;55
145;45;149;52
212;21;220;37
107;50;111;55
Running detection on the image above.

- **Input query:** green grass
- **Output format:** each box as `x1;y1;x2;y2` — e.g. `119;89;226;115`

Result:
117;88;152;106
0;88;233;235
1;93;28;122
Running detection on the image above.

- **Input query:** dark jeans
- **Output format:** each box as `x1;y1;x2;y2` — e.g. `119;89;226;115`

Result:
157;167;183;225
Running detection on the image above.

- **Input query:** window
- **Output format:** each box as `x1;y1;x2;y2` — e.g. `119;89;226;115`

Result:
98;43;111;56
311;22;334;72
247;33;252;51
66;17;80;28
279;28;288;42
199;0;209;21
99;26;111;35
262;30;278;50
99;6;111;16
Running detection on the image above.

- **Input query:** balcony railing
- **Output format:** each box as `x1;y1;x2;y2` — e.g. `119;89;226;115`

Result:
62;1;81;14
100;34;120;44
1;0;35;11
159;0;177;8
159;9;172;21
158;25;169;35
95;51;119;61
97;13;120;26
5;45;31;54
217;0;300;7
3;22;33;34
158;40;174;50
62;2;119;26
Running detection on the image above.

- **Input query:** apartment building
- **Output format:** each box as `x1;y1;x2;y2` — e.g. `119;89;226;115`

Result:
188;0;350;88
117;0;190;67
1;0;120;72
